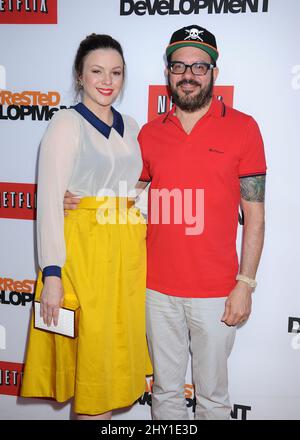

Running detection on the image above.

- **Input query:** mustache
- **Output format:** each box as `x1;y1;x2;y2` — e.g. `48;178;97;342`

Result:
176;79;201;87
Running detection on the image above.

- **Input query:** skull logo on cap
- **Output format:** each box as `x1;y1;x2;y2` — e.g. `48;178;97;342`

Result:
184;28;204;41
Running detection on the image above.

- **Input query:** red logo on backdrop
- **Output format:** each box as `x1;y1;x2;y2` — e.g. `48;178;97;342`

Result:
148;85;234;122
0;183;37;220
0;361;24;396
0;0;57;24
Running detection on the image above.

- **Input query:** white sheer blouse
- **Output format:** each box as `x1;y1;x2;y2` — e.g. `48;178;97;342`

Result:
37;106;142;271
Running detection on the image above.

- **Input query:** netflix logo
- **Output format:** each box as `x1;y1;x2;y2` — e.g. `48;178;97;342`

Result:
0;361;24;396
0;182;37;220
0;0;57;24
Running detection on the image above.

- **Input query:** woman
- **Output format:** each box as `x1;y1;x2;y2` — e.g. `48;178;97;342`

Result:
21;34;152;419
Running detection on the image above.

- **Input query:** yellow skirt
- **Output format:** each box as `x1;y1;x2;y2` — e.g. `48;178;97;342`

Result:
21;197;152;415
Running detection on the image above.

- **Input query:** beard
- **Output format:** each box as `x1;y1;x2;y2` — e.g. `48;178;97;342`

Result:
169;72;214;113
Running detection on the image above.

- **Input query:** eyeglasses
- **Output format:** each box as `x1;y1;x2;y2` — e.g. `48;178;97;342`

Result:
168;61;214;76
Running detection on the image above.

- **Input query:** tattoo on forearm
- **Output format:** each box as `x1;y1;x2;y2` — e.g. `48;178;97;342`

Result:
240;175;266;202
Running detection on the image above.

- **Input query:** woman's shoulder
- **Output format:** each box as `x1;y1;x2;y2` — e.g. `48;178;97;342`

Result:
122;113;140;133
50;107;81;125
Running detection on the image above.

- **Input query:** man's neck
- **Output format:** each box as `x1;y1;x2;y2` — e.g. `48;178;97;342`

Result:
174;97;213;134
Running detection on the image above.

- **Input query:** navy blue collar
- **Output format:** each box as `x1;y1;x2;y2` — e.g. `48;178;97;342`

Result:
73;102;124;139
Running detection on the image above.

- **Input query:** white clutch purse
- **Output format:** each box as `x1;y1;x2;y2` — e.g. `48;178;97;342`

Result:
34;301;79;339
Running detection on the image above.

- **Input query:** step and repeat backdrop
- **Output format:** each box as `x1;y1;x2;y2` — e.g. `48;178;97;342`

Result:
0;0;300;420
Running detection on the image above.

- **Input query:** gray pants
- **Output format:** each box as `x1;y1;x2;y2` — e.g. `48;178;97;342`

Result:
146;289;236;420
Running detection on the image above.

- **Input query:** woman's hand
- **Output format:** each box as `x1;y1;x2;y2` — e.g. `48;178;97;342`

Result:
40;276;64;326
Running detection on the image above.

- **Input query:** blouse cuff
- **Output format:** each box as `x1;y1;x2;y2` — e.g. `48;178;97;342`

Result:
42;266;62;283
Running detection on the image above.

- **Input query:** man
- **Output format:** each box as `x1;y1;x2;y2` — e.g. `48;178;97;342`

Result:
138;24;266;420
64;25;266;420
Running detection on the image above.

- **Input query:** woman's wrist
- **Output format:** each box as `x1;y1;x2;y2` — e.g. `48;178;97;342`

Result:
42;266;62;282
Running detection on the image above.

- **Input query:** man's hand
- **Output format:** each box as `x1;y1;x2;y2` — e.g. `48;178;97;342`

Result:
40;277;64;326
64;190;80;215
221;281;253;326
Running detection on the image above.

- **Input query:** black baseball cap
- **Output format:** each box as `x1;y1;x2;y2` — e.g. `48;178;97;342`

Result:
166;25;219;63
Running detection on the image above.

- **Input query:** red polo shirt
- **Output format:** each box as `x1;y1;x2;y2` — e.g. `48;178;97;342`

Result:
138;97;267;297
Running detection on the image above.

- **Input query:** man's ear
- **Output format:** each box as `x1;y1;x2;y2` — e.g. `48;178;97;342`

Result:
164;66;169;80
213;66;219;83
